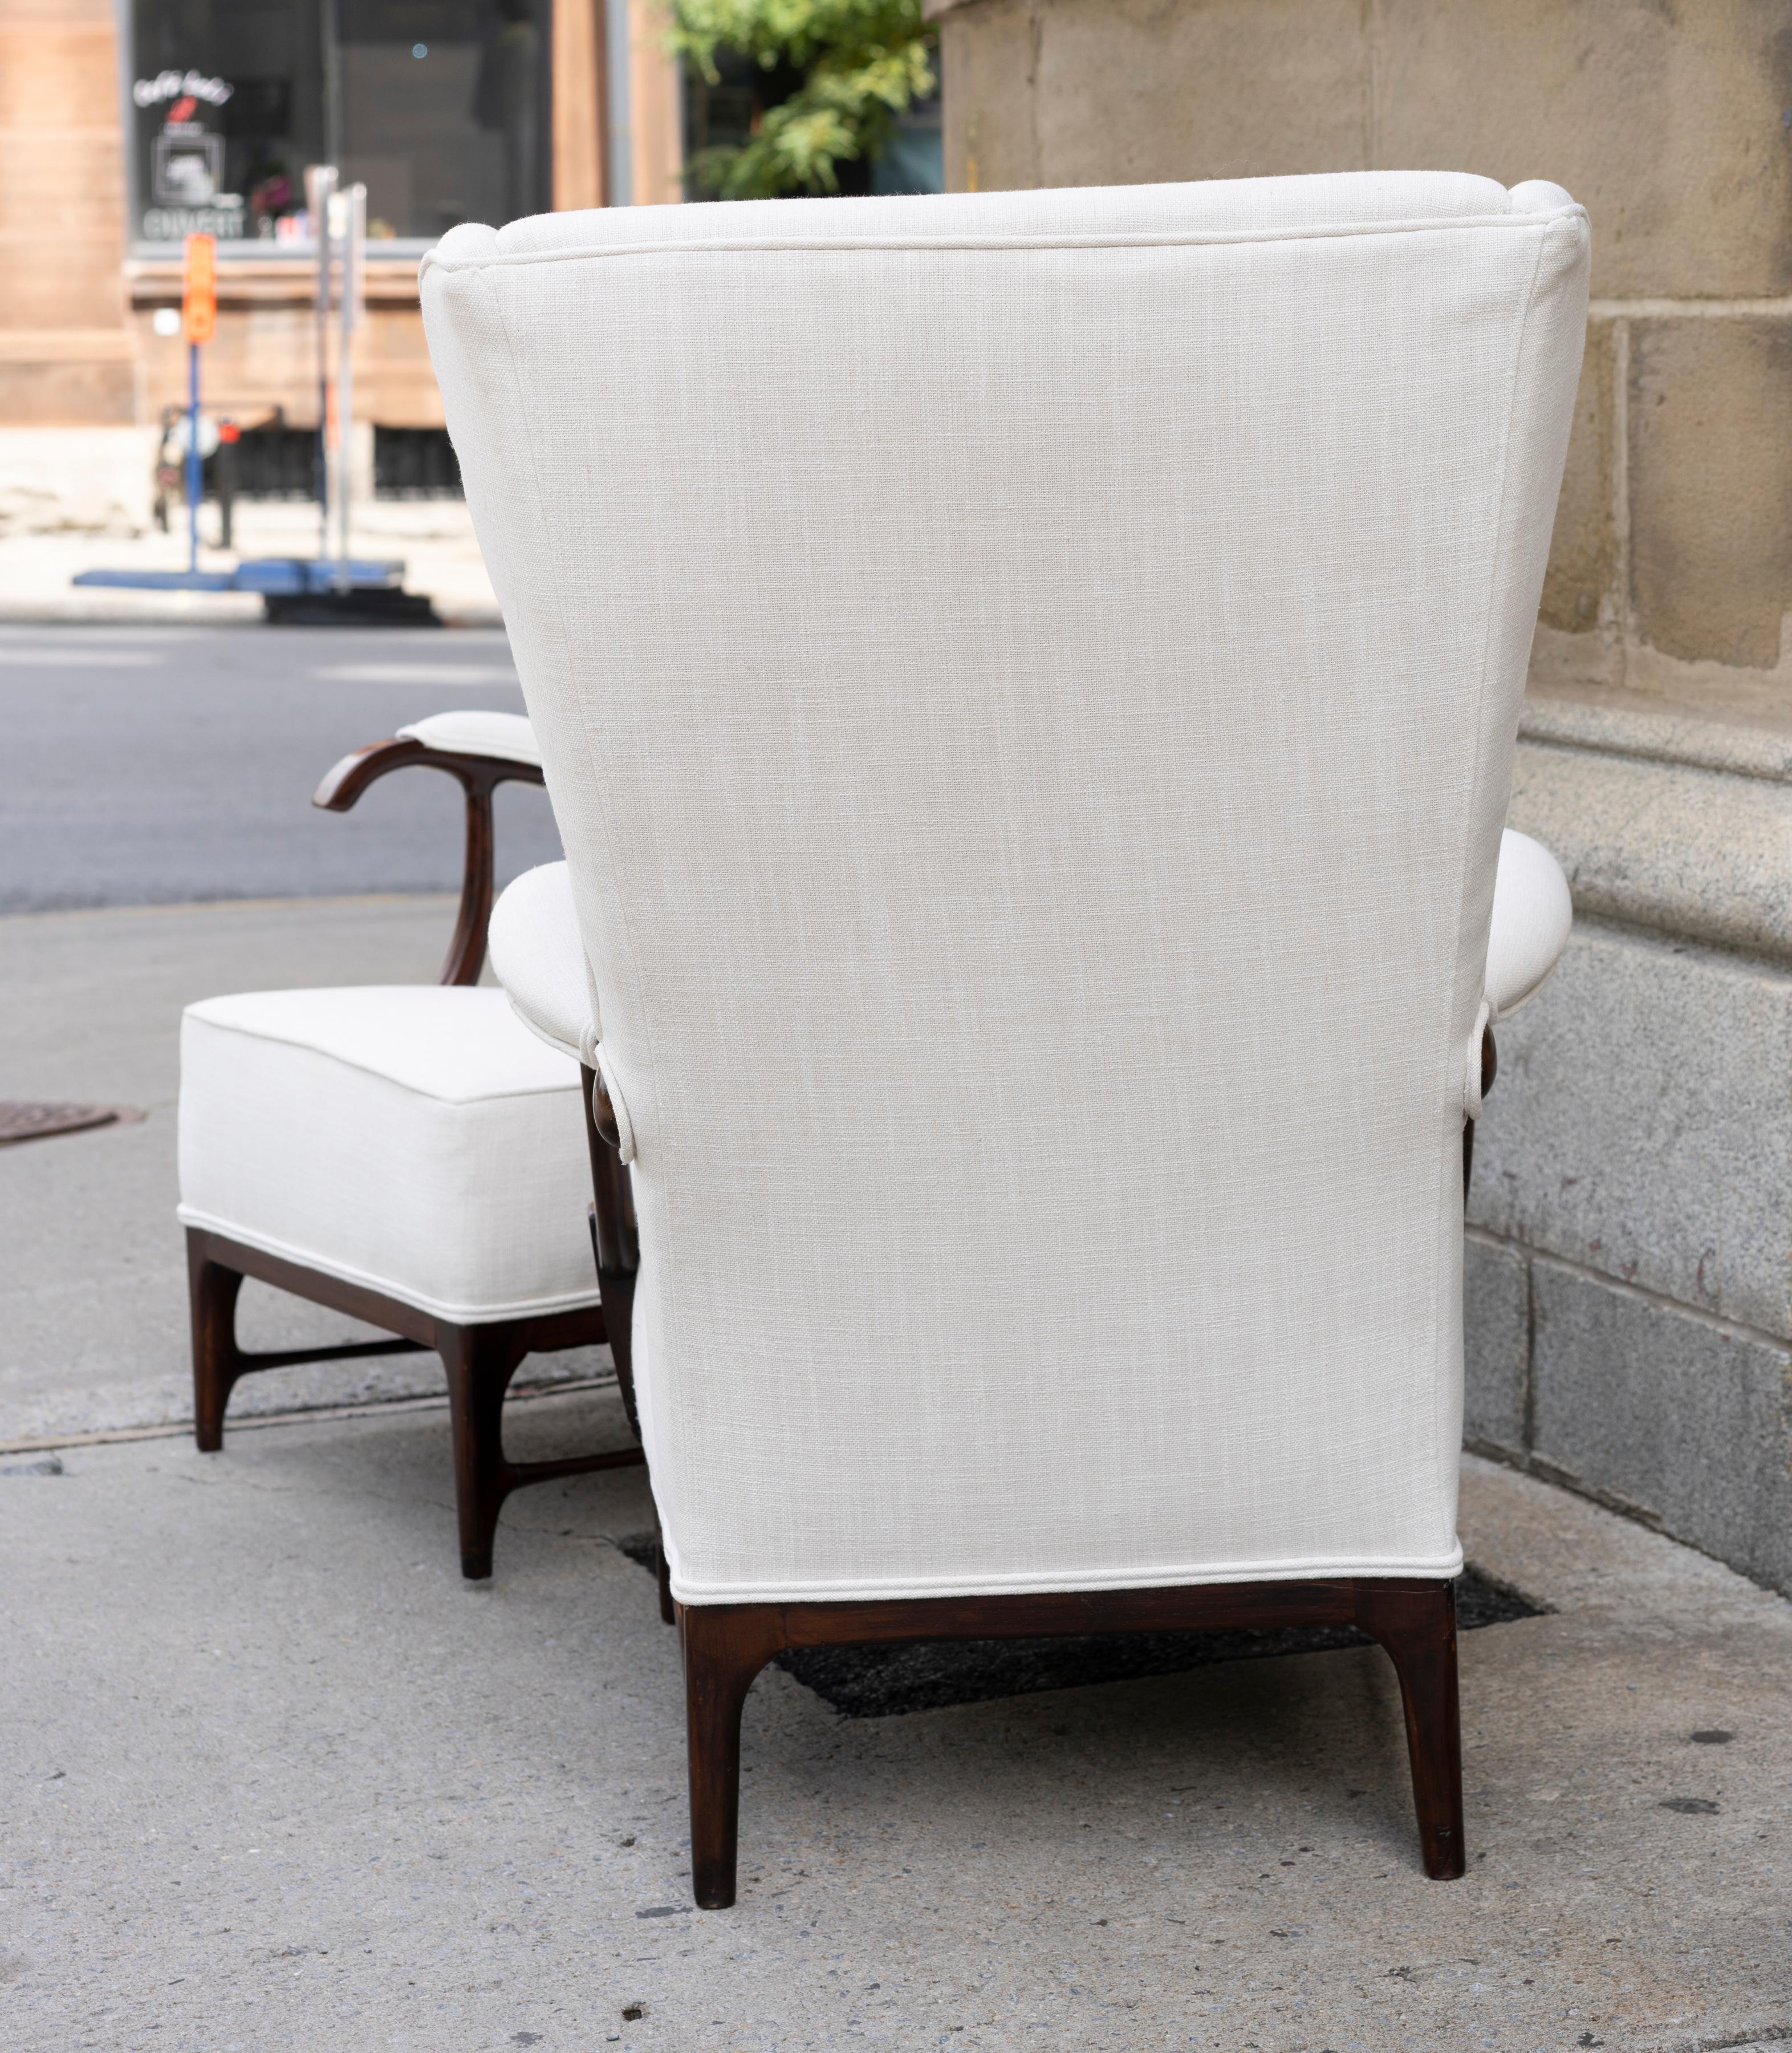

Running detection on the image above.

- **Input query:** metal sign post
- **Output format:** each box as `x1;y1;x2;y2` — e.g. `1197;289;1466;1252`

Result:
304;164;337;563
73;165;426;621
335;182;365;589
180;232;216;575
185;343;200;574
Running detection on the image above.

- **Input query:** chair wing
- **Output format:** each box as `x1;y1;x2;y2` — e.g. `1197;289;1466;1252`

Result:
489;861;593;1063
424;172;1590;1606
1488;829;1572;1021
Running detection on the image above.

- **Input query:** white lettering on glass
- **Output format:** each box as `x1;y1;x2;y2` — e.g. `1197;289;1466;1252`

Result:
133;70;234;108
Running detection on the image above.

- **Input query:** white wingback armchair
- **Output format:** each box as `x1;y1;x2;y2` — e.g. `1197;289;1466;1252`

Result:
424;169;1590;1904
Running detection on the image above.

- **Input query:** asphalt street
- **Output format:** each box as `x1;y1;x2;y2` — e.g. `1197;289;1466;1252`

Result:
0;621;564;911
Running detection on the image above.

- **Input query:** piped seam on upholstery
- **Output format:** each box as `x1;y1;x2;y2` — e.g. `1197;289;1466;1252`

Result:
420;208;1587;279
665;1549;1471;1606
174;1207;603;1322
1431;215;1558;1531
477;254;664;1241
181;1013;581;1101
502;992;583;1064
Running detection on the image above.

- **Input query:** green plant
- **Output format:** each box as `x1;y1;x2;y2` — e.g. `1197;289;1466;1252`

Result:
669;0;936;200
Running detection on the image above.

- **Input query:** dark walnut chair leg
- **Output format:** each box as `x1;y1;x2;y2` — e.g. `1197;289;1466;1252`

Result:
679;1604;784;1909
586;1204;639;1437
1464;1022;1498;1195
656;1532;674;1625
188;1226;636;1578
582;1062;641;1436
1357;1580;1465;1878
440;1322;530;1581
439;1313;646;1581
189;1240;248;1452
188;1227;430;1452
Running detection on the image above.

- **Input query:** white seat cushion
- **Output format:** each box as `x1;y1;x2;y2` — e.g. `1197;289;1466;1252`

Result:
177;986;599;1323
1486;829;1572;1021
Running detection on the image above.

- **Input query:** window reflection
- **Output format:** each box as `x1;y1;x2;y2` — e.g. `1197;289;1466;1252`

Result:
128;0;546;250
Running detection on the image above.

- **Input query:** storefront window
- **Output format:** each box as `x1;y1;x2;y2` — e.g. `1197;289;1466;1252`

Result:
127;0;546;253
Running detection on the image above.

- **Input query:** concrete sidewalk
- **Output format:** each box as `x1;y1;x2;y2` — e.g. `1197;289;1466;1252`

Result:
2;1426;1788;2052
0;500;500;626
5;894;1790;2051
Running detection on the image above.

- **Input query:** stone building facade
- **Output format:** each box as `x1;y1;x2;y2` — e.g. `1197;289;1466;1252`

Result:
928;0;1792;1590
0;0;681;532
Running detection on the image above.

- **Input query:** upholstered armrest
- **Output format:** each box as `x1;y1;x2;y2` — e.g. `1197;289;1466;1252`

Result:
495;861;638;1284
490;859;636;1178
393;711;541;767
1486;829;1571;1022
489;861;594;1062
312;711;546;987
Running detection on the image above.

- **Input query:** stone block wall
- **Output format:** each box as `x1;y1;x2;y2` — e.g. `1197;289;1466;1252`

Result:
1472;701;1792;1592
927;0;1792;719
930;0;1792;1591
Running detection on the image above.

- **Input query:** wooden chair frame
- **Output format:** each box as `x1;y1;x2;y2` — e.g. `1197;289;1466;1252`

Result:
311;732;537;987
678;1576;1463;1908
607;1030;1499;1904
187;732;643;1579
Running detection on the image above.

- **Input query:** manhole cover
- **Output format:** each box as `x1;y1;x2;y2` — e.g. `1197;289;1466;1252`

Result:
0;1102;139;1146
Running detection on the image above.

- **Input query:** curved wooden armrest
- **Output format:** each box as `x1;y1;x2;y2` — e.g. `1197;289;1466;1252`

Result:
312;737;546;987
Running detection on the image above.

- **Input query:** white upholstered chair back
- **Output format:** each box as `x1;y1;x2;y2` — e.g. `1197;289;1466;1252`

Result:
422;173;1589;1608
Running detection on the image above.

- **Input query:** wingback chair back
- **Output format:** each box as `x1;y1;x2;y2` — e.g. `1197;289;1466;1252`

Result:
424;173;1588;1897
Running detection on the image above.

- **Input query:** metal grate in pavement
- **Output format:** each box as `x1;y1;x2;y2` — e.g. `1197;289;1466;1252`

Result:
617;1537;1544;1719
0;1101;131;1146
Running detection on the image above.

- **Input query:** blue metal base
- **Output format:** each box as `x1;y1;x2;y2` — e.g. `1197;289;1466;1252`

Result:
73;556;405;597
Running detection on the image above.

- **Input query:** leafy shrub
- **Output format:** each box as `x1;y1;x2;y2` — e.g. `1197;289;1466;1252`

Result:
669;0;936;199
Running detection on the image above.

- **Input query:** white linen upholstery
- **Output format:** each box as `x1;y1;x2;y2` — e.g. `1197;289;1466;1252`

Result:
1486;829;1572;1021
395;710;541;766
424;172;1590;1604
489;861;594;1061
493;834;1575;1066
177;987;599;1323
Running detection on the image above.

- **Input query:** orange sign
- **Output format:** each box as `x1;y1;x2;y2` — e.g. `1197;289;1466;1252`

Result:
182;232;216;344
